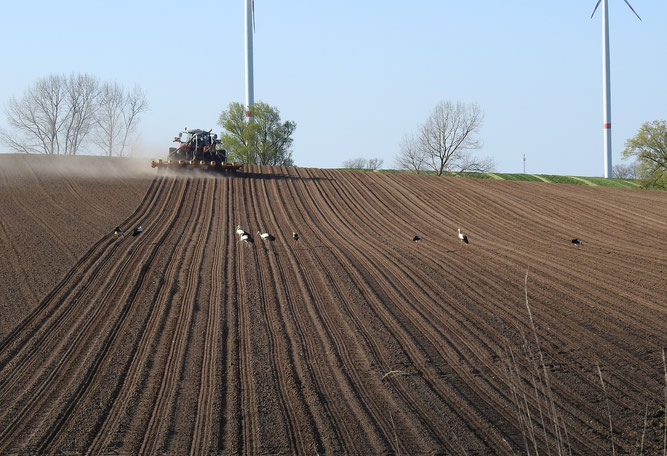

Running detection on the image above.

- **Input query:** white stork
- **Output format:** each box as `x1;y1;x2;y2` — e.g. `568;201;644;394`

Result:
240;232;254;243
571;238;583;247
458;228;469;246
412;235;422;242
236;225;249;236
292;232;299;241
257;230;275;242
114;226;125;238
133;226;143;237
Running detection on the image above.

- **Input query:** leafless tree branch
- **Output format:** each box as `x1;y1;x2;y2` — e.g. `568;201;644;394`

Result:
395;133;427;174
2;73;147;157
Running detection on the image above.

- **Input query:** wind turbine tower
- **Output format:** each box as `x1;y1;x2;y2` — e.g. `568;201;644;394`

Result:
244;0;255;122
591;0;641;178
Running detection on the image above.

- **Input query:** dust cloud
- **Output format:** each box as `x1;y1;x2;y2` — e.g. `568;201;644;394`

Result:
0;153;157;185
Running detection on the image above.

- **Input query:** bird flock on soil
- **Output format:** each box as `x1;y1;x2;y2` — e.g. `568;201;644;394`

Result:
114;223;583;250
234;225;298;245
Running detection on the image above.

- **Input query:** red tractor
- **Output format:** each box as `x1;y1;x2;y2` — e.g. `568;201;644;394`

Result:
151;128;242;173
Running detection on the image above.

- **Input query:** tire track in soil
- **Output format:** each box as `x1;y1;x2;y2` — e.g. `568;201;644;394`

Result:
83;178;209;454
299;167;512;453
93;177;207;454
0;177;190;453
336;171;596;452
324;170;652;452
385;176;666;406
138;178;216;455
0;178;171;381
190;179;224;456
235;172;309;454
232;174;262;455
251;170;334;454
217;175;243;455
1;165;664;455
274;168;456;452
277;167;406;452
272;168;456;454
310;170;577;452
1;178;187;452
0;214;40;304
0;178;177;408
0;175;163;358
324;169;664;454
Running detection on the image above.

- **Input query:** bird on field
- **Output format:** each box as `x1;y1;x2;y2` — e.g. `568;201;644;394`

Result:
412;235;422;242
133;226;143;236
292;232;299;241
236;225;249;236
458;228;469;246
240;232;254;243
257;230;275;242
114;226;125;238
571;238;583;247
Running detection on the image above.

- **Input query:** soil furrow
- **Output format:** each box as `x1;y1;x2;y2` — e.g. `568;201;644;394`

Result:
138;177;214;454
0;177;188;453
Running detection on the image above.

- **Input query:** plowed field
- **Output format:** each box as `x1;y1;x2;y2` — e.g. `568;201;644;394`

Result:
1;155;666;455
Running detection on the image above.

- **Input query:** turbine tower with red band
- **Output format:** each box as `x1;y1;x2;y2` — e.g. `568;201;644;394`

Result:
591;0;641;178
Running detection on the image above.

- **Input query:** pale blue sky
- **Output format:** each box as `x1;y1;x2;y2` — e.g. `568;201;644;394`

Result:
1;1;665;175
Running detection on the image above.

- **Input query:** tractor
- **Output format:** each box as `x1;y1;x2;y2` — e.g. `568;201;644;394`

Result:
151;128;242;173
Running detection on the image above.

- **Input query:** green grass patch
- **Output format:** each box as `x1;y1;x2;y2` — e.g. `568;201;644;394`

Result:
538;175;588;185
348;168;649;190
457;172;494;179
579;177;640;188
493;173;545;182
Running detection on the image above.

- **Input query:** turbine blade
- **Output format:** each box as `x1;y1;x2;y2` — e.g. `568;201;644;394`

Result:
623;0;642;21
590;0;602;19
252;0;256;32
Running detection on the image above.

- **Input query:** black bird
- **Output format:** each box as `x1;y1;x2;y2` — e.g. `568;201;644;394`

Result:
571;238;583;247
133;226;143;237
114;226;125;238
412;235;422;242
458;228;469;245
257;230;276;242
292;232;299;241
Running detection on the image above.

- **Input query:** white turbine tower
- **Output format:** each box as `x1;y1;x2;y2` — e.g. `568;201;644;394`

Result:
591;0;641;178
244;0;255;122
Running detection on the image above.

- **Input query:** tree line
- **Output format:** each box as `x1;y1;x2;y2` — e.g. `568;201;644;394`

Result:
5;77;664;188
1;73;147;157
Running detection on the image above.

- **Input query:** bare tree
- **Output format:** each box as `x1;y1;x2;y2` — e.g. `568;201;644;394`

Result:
366;158;384;170
2;74;69;154
395;101;493;176
612;162;638;179
342;158;368;169
420;101;487;176
395;133;428;173
63;74;99;155
92;83;147;157
2;73;146;157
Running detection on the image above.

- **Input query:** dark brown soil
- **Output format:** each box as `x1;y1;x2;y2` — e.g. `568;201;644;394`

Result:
0;154;154;340
0;155;665;455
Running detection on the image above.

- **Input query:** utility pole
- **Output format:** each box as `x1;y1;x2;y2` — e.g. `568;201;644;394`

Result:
523;154;526;174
